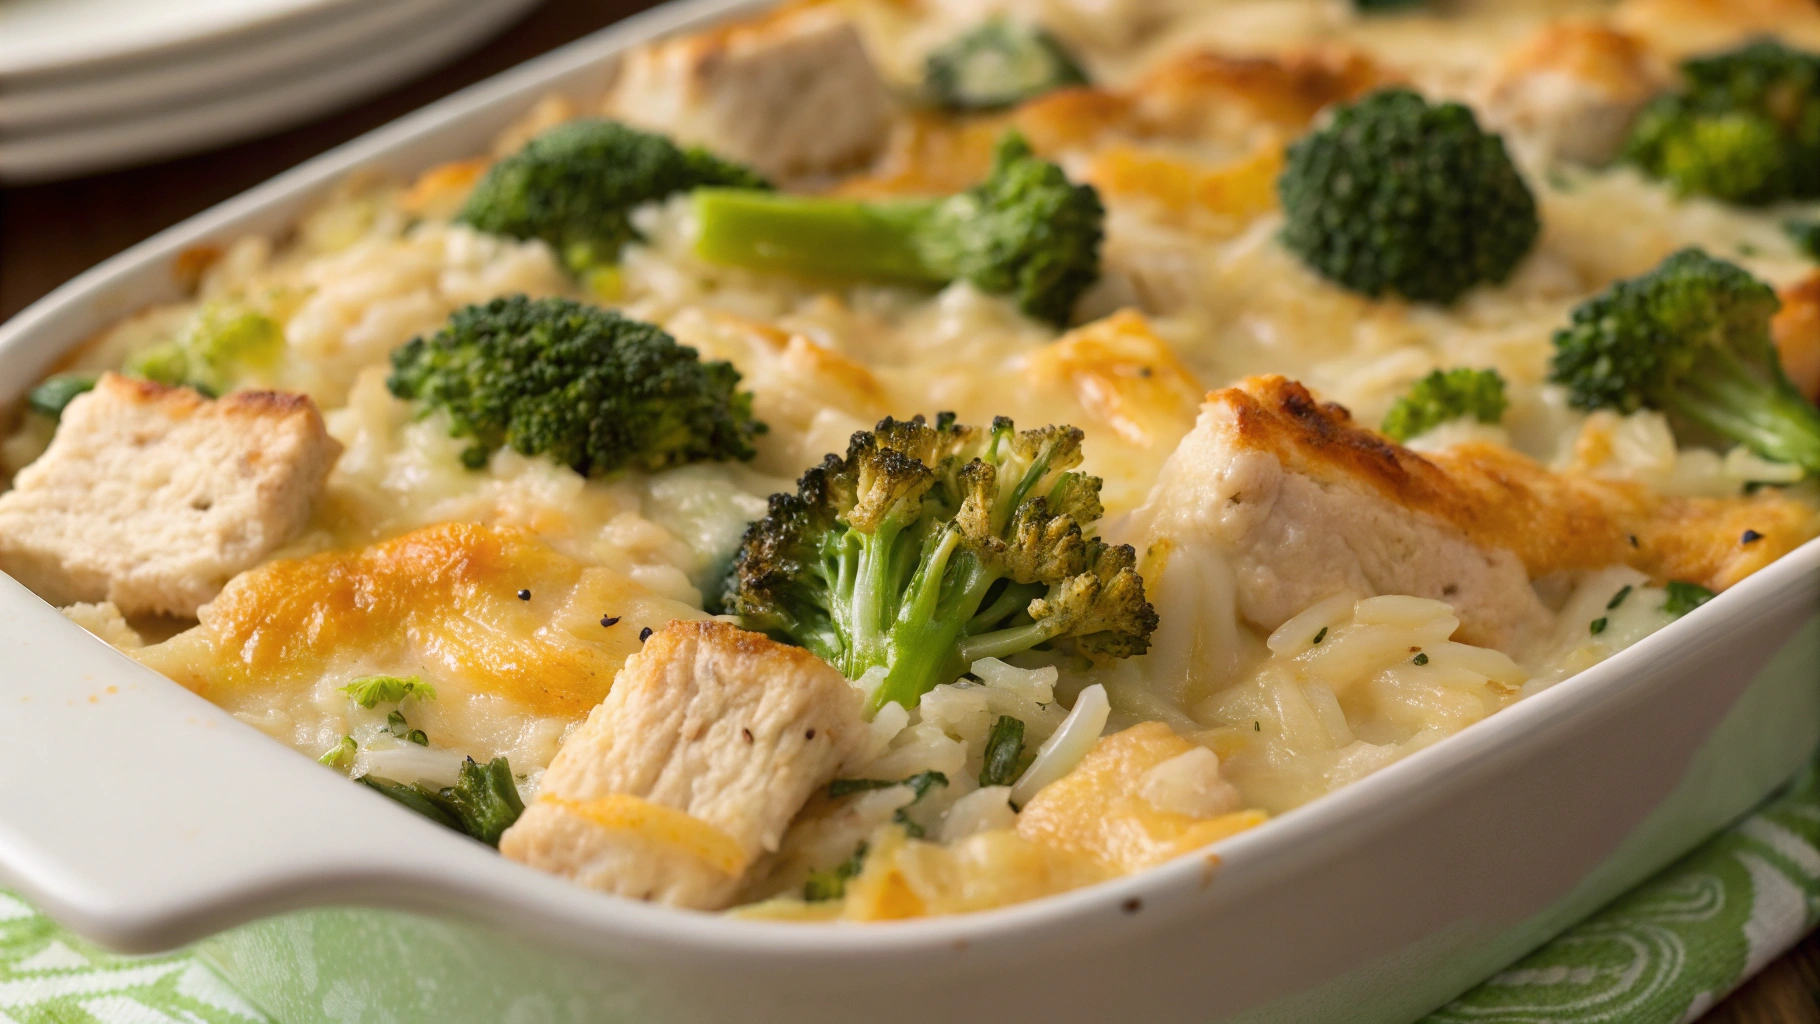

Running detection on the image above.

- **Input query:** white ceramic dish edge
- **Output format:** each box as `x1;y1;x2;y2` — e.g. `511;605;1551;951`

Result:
0;2;1816;1019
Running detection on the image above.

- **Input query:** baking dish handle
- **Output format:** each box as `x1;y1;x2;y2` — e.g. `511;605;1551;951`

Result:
0;576;504;952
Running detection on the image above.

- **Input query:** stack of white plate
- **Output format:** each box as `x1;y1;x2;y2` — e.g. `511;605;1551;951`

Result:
0;0;545;183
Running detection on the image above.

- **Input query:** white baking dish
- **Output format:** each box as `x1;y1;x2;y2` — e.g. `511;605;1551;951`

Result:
0;2;1816;1020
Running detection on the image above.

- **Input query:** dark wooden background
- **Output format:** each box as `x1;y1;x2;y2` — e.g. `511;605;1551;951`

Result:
0;2;1814;1019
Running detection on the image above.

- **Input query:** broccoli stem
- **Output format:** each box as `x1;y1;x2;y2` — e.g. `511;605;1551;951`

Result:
869;534;1003;712
1668;346;1820;472
693;190;946;285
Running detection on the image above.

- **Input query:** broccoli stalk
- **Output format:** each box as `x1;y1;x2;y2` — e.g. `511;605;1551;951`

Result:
692;133;1104;326
1549;248;1820;474
458;119;769;276
923;20;1089;111
388;296;764;475
1380;368;1509;442
1277;88;1539;304
726;413;1157;712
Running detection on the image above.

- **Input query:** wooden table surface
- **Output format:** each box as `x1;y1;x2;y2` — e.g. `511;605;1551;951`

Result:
0;3;1816;1020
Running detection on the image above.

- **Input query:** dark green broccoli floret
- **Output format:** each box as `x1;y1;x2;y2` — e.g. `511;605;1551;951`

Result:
692;132;1104;326
360;756;525;847
1624;41;1820;206
924;20;1089;111
1380;368;1509;442
1277;88;1540;305
457;119;770;275
1548;248;1820;473
725;413;1157;712
123;305;285;397
388;296;763;475
26;374;98;420
1787;218;1820;261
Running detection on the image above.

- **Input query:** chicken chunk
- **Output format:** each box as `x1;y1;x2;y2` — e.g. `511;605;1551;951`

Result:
0;374;339;617
1132;376;1820;652
1483;21;1663;165
500;620;867;910
603;4;892;181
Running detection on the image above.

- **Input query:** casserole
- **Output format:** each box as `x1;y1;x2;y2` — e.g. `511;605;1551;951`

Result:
0;0;1817;1020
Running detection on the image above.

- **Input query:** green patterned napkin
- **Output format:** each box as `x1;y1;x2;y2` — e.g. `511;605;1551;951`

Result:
5;760;1819;1024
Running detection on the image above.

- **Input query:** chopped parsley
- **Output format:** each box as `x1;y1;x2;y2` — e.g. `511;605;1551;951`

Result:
340;674;435;708
1590;616;1609;635
1607;585;1632;610
979;716;1026;787
804;841;868;902
1411;652;1430;666
317;735;356;771
1312;626;1329;644
1664;581;1716;617
828;770;949;839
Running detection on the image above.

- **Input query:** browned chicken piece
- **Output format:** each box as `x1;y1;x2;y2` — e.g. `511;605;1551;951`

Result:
1775;273;1820;402
500;620;867;910
602;3;892;181
0;374;339;617
1612;0;1820;58
837;46;1385;199
1483;21;1665;165
1136;376;1820;652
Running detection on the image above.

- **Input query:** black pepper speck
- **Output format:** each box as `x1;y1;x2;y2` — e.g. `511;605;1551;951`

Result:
1742;529;1763;545
639;626;653;642
517;589;531;601
600;615;621;628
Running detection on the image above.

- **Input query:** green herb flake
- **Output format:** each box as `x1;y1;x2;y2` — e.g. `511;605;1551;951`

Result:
979;716;1027;788
408;729;429;746
804;841;869;902
1607;585;1632;610
340;674;435;709
317;735;356;771
1312;626;1328;644
26;374;99;420
1412;652;1430;666
1590;616;1609;635
386;710;409;737
1664;580;1717;617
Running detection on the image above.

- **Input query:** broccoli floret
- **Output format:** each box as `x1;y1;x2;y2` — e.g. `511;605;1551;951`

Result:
1624;41;1820;206
1380;368;1509;442
725;413;1157;712
1549;248;1820;474
692;132;1103;326
26;373;98;420
339;674;435;708
924;20;1089;112
457;119;770;275
124;305;284;397
387;296;763;475
1788;218;1820;261
1277;88;1540;305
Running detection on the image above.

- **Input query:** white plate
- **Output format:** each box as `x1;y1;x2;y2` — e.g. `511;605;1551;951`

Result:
0;0;361;79
0;0;481;133
0;0;544;182
0;2;1816;1022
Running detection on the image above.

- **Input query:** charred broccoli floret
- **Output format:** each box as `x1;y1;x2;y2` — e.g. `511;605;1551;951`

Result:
361;756;525;847
1277;88;1540;304
457;119;770;275
924;20;1089;111
1624;41;1820;206
387;296;763;475
1381;368;1509;442
1549;248;1820;473
725;414;1157;712
692;132;1103;326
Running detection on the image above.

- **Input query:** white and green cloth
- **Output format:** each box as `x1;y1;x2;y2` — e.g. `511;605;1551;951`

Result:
5;761;1820;1024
